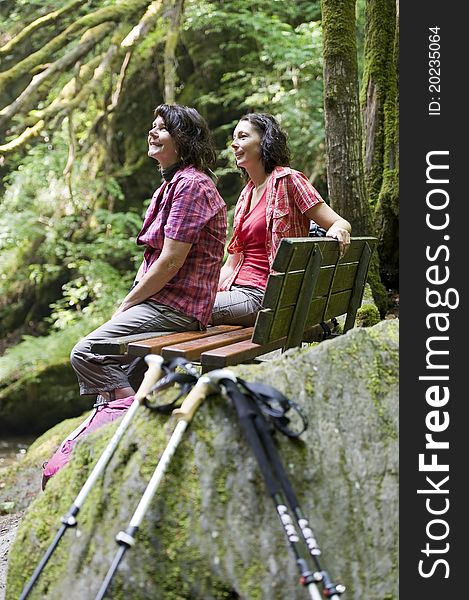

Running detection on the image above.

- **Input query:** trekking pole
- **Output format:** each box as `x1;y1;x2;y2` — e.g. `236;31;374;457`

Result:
94;369;236;600
19;355;171;600
220;376;345;600
253;396;344;600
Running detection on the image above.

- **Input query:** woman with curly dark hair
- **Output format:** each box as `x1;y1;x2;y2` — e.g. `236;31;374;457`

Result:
43;104;227;485
211;112;351;327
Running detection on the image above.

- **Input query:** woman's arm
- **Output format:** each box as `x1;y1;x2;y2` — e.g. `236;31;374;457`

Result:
133;260;145;286
218;252;242;289
114;237;192;316
305;202;351;257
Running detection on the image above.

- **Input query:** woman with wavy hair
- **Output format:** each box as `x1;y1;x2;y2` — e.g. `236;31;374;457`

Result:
43;104;227;485
211;112;351;327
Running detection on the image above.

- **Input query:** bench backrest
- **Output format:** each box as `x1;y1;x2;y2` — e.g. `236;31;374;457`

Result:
251;236;377;350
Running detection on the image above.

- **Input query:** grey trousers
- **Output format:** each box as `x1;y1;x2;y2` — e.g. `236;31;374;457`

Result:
211;285;265;327
70;301;199;396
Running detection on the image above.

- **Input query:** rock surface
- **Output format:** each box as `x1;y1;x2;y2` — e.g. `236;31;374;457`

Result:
0;513;22;600
0;361;89;435
5;319;398;600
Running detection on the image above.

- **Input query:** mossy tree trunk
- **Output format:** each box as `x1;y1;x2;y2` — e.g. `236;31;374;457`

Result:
320;0;388;313
321;0;370;232
361;0;399;288
163;0;185;103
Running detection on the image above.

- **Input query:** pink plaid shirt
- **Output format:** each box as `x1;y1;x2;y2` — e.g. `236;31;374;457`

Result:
220;166;324;291
137;166;227;326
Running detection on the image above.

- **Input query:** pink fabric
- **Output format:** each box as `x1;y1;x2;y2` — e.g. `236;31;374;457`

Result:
42;396;135;488
220;166;324;291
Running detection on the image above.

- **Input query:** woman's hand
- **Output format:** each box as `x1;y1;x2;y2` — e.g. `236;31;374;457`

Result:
326;223;351;258
305;203;352;258
218;252;242;290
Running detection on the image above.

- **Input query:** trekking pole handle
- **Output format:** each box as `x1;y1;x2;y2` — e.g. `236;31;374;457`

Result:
172;377;211;422
172;369;237;422
135;355;165;403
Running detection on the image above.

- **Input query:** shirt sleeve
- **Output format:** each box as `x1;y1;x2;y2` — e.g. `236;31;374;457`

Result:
164;176;218;244
288;171;324;213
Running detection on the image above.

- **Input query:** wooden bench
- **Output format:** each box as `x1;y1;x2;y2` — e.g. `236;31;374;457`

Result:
91;236;377;372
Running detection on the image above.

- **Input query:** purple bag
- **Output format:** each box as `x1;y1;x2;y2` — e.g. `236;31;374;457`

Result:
42;395;134;489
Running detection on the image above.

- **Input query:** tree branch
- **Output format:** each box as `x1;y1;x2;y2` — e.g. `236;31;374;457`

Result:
121;0;164;48
0;23;113;129
0;0;84;56
63;111;77;204
0;0;150;96
0;1;164;157
0;41;124;157
109;51;132;111
0;120;44;157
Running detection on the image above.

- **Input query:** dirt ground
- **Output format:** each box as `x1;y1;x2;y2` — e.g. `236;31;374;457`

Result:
0;512;23;600
0;447;44;600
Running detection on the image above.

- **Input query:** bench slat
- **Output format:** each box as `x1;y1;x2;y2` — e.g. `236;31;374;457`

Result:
126;325;243;357
253;305;297;342
201;320;340;371
255;288;359;344
91;331;172;356
161;327;254;361
272;237;372;272
262;271;302;309
343;240;374;331
272;237;323;271
317;238;369;264
285;243;323;348
262;263;359;317
200;338;285;370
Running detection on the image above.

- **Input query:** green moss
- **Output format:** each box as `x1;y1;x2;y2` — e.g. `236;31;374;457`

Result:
6;403;236;599
236;562;263;600
359;0;396;200
321;0;358;76
6;323;398;599
359;0;398;282
366;256;388;315
356;303;381;327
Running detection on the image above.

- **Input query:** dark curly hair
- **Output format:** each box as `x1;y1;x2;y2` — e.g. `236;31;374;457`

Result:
154;104;217;171
238;113;290;175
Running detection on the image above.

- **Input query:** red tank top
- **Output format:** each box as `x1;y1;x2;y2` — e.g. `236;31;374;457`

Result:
234;190;270;289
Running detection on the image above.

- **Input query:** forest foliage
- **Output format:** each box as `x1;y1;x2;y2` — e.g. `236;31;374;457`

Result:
0;0;397;390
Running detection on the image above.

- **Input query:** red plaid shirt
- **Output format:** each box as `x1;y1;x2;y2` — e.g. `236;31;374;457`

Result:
220;166;324;290
137;166;227;326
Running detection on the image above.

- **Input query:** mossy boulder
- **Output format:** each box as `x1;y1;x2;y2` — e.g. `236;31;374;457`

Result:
345;283;381;329
0;360;90;435
6;319;398;599
0;413;91;514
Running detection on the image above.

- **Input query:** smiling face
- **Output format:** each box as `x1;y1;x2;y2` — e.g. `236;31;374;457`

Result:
231;120;263;172
148;116;179;167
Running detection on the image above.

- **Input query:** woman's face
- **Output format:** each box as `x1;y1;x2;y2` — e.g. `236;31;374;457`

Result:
148;116;179;167
231;120;263;171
